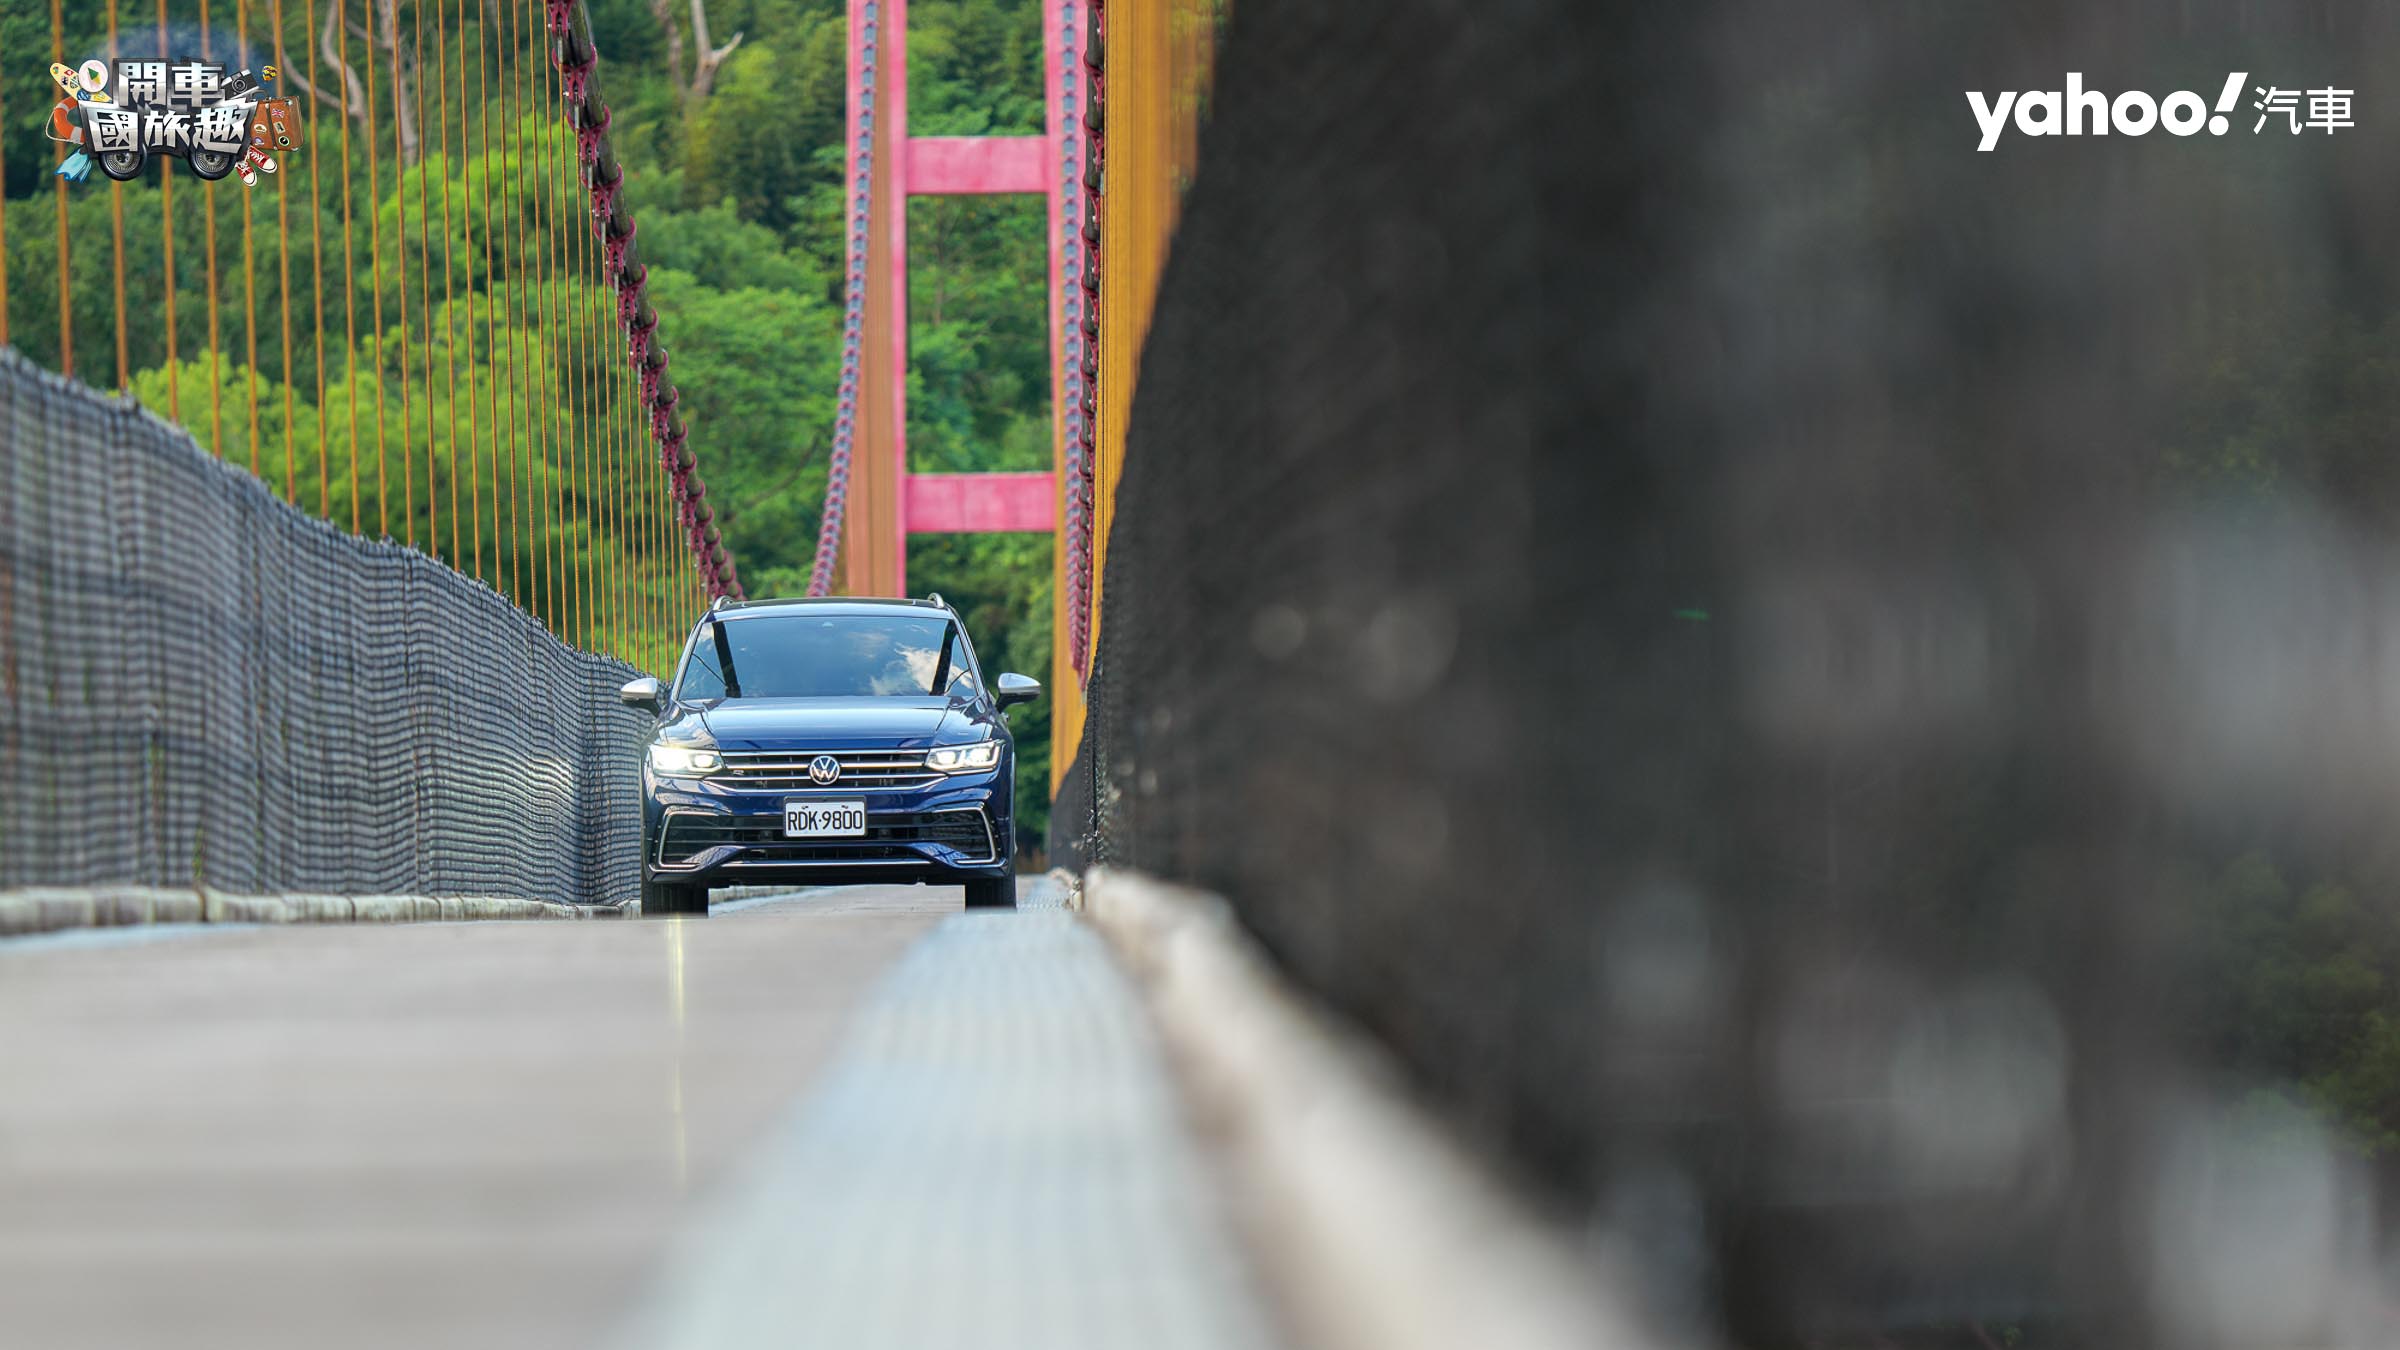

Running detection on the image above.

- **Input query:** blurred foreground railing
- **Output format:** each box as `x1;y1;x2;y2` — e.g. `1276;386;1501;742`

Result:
1060;2;2400;1345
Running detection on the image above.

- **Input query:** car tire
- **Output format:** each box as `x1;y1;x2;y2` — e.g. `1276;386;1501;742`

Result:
96;148;146;181
187;148;239;181
963;875;1017;910
642;876;709;917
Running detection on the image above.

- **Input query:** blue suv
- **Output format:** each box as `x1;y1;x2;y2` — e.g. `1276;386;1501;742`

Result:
618;596;1042;916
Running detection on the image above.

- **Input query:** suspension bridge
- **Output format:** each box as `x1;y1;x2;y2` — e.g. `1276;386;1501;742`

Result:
4;1;2389;1347
0;0;1310;1345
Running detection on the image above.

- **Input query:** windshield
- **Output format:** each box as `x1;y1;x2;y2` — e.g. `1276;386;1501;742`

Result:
675;613;977;701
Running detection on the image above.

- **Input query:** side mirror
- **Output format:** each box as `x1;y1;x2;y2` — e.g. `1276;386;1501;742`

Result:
994;672;1042;707
619;676;664;714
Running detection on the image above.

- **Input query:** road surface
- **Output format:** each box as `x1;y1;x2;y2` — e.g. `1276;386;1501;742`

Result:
0;880;1278;1350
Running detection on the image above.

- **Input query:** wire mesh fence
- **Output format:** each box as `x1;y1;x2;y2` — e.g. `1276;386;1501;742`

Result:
0;347;645;904
1061;1;2400;1344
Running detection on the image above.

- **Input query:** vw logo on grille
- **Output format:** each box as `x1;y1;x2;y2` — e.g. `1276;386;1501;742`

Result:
807;754;842;786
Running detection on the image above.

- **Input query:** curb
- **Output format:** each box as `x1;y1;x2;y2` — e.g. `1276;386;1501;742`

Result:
1048;867;1084;911
1078;867;1658;1350
0;885;630;938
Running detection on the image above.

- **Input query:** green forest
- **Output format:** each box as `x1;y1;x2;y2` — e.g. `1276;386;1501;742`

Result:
0;0;1056;833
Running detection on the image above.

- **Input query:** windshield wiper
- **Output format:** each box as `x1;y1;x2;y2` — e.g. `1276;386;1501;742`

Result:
712;621;743;699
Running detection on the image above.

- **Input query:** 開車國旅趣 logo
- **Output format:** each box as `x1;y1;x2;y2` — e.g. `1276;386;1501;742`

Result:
42;57;301;187
1966;72;2353;151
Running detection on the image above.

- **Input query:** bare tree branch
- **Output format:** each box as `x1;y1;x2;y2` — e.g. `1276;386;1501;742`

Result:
687;0;742;100
378;0;417;164
281;65;343;113
317;1;370;127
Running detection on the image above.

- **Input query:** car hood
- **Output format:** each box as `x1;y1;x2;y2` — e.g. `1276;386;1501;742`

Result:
665;697;969;751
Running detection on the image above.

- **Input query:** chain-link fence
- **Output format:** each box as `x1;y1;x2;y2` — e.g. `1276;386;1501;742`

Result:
0;348;647;905
1060;1;2400;1344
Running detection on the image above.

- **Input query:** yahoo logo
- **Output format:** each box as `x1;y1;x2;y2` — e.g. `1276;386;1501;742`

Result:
1966;72;2251;151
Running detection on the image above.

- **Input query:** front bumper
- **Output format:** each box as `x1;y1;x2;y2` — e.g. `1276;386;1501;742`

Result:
643;766;1012;888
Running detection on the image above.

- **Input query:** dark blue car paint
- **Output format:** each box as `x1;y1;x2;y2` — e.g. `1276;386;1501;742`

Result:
637;599;1019;891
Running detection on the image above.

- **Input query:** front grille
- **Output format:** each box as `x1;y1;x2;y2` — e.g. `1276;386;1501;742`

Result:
716;748;941;792
658;809;997;868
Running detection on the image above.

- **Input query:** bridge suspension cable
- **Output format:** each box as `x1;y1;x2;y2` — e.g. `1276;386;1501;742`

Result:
51;0;71;377
2;0;738;668
807;0;877;599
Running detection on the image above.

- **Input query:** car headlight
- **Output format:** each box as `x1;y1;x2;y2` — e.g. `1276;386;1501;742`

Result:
925;740;1003;774
648;742;723;777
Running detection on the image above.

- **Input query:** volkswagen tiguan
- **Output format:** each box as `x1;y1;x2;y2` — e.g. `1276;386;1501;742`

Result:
619;595;1041;916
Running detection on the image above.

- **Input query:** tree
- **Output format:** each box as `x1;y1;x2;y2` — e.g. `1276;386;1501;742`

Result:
651;0;745;105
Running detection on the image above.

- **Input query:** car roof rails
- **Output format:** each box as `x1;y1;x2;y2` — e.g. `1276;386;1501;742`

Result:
925;592;952;612
710;594;733;611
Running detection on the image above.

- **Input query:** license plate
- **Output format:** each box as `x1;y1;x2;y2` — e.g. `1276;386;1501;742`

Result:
784;800;867;837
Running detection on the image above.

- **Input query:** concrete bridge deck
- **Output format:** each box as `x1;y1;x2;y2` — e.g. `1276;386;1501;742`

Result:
0;880;1279;1350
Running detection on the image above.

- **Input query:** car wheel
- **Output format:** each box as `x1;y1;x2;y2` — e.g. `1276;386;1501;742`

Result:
187;148;239;181
97;149;146;181
963;875;1016;910
642;876;709;917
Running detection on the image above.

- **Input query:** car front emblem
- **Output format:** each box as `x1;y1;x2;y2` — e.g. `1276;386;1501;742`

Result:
808;754;842;785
